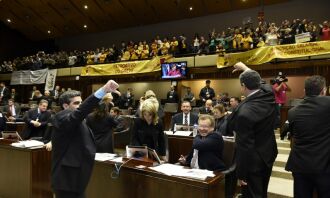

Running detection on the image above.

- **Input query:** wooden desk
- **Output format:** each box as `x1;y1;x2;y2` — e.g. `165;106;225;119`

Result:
86;160;225;198
167;135;193;164
0;140;52;198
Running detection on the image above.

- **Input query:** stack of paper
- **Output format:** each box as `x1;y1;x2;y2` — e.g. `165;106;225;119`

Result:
11;140;44;149
149;163;215;180
174;131;192;136
95;153;117;161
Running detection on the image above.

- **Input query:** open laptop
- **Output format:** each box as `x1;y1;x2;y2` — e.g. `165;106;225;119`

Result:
1;131;23;141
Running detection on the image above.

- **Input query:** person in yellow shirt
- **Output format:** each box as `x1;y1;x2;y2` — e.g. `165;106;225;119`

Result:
86;51;94;65
99;49;108;63
161;38;170;55
241;32;253;51
150;40;159;57
140;41;149;59
130;45;140;60
232;29;243;51
170;36;179;55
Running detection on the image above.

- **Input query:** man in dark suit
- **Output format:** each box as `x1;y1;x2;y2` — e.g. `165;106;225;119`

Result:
51;80;119;198
286;75;330;198
166;85;179;103
199;99;213;115
199;79;215;102
0;82;10;105
170;101;199;130
3;99;21;122
227;62;278;198
23;99;51;139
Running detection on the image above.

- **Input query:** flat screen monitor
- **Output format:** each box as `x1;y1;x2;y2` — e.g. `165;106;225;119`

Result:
161;62;187;79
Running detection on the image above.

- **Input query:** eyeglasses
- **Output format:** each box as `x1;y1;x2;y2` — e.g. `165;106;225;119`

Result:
72;101;82;105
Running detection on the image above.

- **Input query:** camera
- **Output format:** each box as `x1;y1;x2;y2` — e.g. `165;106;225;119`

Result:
273;72;288;84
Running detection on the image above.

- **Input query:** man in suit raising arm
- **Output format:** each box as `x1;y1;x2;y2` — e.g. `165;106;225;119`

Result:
286;75;330;198
51;80;119;198
227;62;278;198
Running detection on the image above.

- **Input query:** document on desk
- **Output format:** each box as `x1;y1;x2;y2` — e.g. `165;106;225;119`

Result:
95;153;117;161
149;164;215;180
174;131;192;136
164;131;174;135
11;140;44;149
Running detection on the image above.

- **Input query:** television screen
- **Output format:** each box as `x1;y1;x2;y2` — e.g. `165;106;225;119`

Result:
161;62;187;79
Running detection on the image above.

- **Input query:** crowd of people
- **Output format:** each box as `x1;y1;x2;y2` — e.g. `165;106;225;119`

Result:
1;18;330;73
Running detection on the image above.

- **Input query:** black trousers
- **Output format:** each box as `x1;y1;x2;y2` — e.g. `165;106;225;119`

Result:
293;172;330;198
54;190;85;198
241;168;272;198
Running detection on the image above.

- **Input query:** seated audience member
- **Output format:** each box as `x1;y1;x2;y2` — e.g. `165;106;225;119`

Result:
23;99;51;139
121;88;134;109
182;87;195;104
199;80;215;102
213;94;223;106
131;99;166;160
102;93;114;108
110;107;125;132
29;85;37;101
199;99;213;115
0;111;6;132
51;85;61;104
0;82;10;105
179;114;226;171
135;90;164;119
170;101;199;130
32;90;43;103
228;97;240;112
3;99;21;122
87;103;118;153
42;90;54;109
166;85;179;103
10;88;20;103
213;104;230;136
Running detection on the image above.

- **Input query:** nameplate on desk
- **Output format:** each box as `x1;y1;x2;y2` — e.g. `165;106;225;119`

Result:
164;131;174;135
174;131;192;136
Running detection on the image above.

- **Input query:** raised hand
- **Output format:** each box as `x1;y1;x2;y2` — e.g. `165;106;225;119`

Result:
102;80;119;93
233;62;250;73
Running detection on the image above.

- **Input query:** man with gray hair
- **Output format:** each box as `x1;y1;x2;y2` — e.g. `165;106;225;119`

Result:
286;75;330;197
227;62;278;197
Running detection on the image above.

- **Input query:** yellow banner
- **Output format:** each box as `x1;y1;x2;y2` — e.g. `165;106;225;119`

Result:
217;41;330;68
81;56;172;76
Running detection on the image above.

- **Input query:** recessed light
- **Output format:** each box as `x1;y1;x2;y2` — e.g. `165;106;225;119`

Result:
7;18;11;23
189;6;193;11
242;0;247;2
84;5;88;9
47;30;51;34
83;24;87;28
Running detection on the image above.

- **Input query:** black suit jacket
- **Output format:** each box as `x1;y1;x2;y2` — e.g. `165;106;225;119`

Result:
286;96;330;173
199;107;212;115
167;90;179;103
3;103;21;118
170;112;199;130
0;87;10;104
51;95;100;193
227;85;278;180
185;132;226;171
23;108;51;139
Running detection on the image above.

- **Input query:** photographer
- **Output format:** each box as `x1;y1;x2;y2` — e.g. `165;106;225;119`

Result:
272;72;290;129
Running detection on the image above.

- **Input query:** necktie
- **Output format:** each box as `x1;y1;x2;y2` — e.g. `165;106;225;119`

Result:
184;114;188;125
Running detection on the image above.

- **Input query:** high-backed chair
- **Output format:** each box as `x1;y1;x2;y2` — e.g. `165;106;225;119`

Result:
222;137;237;198
163;103;178;113
113;116;134;150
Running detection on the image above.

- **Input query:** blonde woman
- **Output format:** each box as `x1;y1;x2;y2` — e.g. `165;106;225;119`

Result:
131;99;166;160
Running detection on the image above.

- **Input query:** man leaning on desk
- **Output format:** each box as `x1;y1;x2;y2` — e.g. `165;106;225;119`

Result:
179;114;226;171
22;99;51;140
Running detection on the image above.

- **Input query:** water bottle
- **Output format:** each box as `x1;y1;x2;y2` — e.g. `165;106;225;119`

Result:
193;124;198;137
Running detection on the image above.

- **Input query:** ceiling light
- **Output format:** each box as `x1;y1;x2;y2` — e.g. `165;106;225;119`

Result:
242;0;247;2
7;18;11;23
189;6;193;11
84;5;88;9
47;30;51;34
83;24;87;29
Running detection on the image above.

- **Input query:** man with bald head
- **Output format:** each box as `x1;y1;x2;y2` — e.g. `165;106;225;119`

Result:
199;99;213;115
